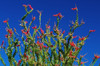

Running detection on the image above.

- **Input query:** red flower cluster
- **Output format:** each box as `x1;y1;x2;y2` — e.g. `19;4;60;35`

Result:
32;16;35;21
71;7;77;10
23;4;33;10
89;30;96;32
28;4;33;10
37;41;43;50
40;28;44;35
17;60;21;66
79;37;85;41
1;40;4;47
21;29;30;35
53;13;63;18
3;20;8;23
32;26;37;29
94;55;100;59
70;42;76;47
24;53;28;60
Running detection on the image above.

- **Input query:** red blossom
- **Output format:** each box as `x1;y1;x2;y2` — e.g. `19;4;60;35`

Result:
80;61;88;65
32;16;35;21
1;40;4;47
28;5;33;10
69;56;76;58
79;37;85;41
25;21;28;23
24;29;30;35
60;57;64;61
26;56;28;60
75;47;79;51
17;60;21;65
53;13;63;18
94;55;100;59
37;41;43;50
70;42;76;47
46;25;50;29
40;28;44;34
3;20;8;23
89;30;96;32
62;30;65;34
21;29;25;33
50;45;53;47
24;53;27;57
71;7;77;10
73;36;77;38
69;50;73;56
43;45;48;48
7;29;13;34
23;4;27;8
5;34;8;38
53;14;58;17
16;44;20;47
32;26;37;29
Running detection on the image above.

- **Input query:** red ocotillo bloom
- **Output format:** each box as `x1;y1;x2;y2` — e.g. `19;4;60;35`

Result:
70;42;76;47
3;20;8;23
89;30;96;32
40;28;44;34
23;4;27;8
17;60;21;66
94;55;100;59
32;26;37;29
1;40;4;47
71;6;78;10
53;13;63;18
28;4;33;10
32;16;35;21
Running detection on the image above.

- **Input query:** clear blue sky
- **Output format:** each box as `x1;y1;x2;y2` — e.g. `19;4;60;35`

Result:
0;0;100;66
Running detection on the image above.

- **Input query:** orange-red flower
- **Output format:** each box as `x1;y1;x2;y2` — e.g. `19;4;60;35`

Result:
5;34;8;38
21;29;25;33
46;25;50;29
89;30;96;32
32;16;35;21
94;55;100;59
70;42;76;47
32;26;37;29
17;60;21;66
6;28;13;34
71;7;77;10
23;4;27;8
80;61;88;65
3;20;8;23
53;13;63;18
28;5;33;10
40;28;44;34
73;36;77;38
16;44;20;47
43;45;48;48
75;46;79;51
25;21;28;23
79;37;85;41
1;40;4;47
69;55;76;59
62;30;65;34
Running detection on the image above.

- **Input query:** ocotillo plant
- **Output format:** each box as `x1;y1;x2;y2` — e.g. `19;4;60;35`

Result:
0;4;99;66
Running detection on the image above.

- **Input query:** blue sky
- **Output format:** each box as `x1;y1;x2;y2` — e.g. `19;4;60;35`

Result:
0;0;100;66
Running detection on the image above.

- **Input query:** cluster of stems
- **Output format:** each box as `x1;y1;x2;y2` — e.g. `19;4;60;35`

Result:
0;5;99;66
